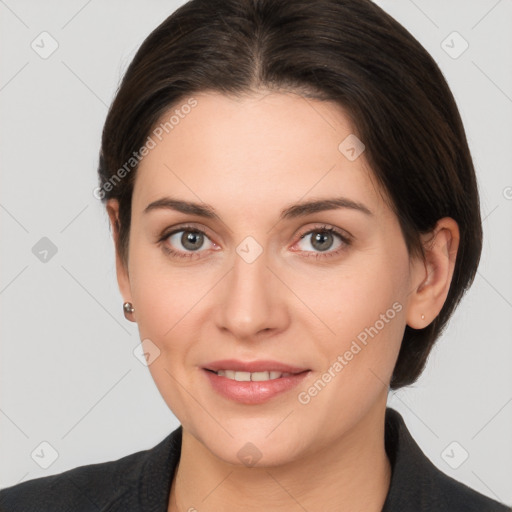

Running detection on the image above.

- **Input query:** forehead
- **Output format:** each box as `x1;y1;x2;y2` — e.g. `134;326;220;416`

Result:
133;91;387;218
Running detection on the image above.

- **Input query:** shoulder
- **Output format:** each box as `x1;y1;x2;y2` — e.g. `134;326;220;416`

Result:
383;407;510;512
429;467;511;512
0;449;147;512
0;428;181;512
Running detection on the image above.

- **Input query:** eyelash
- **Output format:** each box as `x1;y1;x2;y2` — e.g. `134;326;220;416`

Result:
157;224;352;261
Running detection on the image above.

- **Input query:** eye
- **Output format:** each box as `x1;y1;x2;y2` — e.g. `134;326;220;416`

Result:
294;225;352;259
158;223;352;261
158;225;217;260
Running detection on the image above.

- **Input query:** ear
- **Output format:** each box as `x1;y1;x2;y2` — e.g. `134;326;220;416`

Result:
406;217;460;329
106;199;134;320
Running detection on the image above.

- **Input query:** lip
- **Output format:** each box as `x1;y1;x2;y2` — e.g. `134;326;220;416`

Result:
202;360;311;405
203;359;309;374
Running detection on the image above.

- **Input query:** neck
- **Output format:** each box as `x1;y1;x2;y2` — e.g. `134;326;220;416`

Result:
168;401;391;512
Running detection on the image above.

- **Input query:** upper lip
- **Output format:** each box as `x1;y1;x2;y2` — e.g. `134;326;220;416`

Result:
204;359;309;374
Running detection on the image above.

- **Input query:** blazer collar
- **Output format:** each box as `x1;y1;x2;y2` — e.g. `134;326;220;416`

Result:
381;407;435;511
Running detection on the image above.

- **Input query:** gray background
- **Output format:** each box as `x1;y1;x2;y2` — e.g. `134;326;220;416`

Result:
1;0;511;505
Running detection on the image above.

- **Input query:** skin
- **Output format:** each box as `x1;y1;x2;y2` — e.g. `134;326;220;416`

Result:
106;90;459;512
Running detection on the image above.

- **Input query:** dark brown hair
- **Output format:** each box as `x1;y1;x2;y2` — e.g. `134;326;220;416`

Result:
97;0;482;390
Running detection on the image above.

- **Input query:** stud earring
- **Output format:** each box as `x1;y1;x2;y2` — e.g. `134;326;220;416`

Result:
421;314;425;320
123;302;135;321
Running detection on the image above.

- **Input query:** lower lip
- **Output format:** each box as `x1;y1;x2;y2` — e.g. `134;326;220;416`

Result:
203;369;310;405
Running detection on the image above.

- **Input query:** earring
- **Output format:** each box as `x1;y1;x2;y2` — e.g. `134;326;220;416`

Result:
421;314;425;320
123;301;135;321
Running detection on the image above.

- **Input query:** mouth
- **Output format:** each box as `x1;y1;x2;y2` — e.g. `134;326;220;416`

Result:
203;358;310;374
204;368;307;381
202;359;311;404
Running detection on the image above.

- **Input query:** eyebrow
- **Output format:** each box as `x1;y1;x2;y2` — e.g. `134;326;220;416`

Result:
143;196;373;220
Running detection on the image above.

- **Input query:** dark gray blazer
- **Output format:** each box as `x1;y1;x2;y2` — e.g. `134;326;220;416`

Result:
1;408;510;511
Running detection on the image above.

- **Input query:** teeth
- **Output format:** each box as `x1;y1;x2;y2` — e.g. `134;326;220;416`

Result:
215;370;293;381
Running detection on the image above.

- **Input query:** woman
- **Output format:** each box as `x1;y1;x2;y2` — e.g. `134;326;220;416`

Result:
1;0;509;510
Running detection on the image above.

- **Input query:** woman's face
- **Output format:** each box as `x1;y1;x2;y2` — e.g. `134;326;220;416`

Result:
113;91;425;466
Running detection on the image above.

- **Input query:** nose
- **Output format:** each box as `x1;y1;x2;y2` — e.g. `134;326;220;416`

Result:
215;243;289;341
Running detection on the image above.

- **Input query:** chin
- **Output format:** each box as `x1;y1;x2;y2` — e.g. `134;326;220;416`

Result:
192;418;312;469
214;437;305;469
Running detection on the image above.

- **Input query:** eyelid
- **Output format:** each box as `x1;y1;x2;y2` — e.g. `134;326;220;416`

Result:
158;222;216;244
295;224;353;244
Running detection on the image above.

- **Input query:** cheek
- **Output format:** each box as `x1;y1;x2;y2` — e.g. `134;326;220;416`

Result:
127;240;203;335
309;247;409;381
315;254;406;333
128;256;202;421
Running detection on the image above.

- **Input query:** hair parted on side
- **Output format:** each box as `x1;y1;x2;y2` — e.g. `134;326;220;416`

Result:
97;0;482;390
